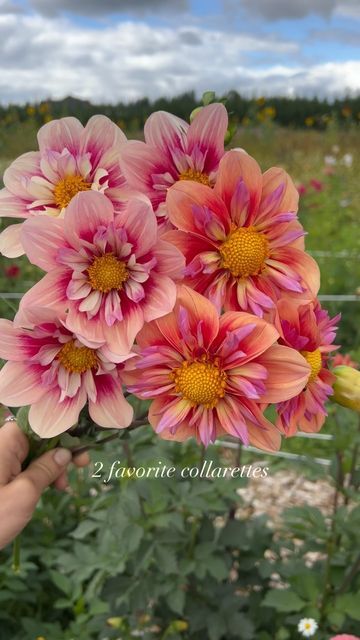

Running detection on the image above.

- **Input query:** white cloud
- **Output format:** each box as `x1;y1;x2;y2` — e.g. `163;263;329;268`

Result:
335;0;360;19
0;0;23;14
222;0;360;21
0;13;358;104
237;0;337;20
30;0;189;17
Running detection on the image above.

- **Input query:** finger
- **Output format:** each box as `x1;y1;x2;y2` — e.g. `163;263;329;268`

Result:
54;470;69;491
72;451;90;468
12;448;73;510
0;421;29;486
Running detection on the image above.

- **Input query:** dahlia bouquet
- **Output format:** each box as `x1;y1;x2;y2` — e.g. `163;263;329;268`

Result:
0;97;349;455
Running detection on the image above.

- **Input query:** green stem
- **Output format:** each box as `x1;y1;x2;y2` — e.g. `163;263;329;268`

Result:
0;295;18;314
12;535;21;573
319;450;343;625
70;420;147;457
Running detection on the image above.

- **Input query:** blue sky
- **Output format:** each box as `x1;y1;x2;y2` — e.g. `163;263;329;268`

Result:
0;0;358;104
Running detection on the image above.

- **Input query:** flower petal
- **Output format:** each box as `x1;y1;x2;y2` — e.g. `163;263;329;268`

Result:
0;223;24;258
37;117;83;154
17;269;69;323
0;319;29;360
21;216;66;270
3;152;41;200
0;361;45;405
120;196;157;257
261;167;299;216
214;149;262;219
143;274;177;323
89;374;133;428
104;303;144;355
257;344;310;402
215;311;279;364
152;239;185;279
166;180;229;234
144;110;188;155
81;115;127;164
64;190;114;248
187;103;228;170
148;397;195;442
29;387;87;437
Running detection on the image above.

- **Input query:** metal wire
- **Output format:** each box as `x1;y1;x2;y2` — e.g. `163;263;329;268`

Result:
1;293;359;302
215;439;331;466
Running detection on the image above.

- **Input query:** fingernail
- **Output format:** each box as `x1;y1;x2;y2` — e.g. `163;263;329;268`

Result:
53;448;72;466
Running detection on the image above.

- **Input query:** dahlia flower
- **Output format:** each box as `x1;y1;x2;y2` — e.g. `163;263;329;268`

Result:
0;115;128;258
330;635;360;640
17;191;184;356
0;308;133;437
124;285;310;448
275;298;339;435
120;103;228;223
164;149;320;316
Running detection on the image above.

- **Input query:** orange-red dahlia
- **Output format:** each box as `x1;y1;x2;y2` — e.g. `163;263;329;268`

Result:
164;149;319;316
124;286;310;448
275;298;340;435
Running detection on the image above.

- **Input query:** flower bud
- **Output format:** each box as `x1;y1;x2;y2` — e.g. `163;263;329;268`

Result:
332;365;360;412
107;617;124;629
173;620;189;631
190;106;203;123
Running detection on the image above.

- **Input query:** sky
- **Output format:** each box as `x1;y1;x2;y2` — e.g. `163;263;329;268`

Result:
0;0;359;104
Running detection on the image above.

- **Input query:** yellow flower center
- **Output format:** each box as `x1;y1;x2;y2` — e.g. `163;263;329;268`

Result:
219;226;269;278
57;340;98;374
171;356;227;408
178;168;211;186
54;175;91;209
301;348;322;383
87;253;129;293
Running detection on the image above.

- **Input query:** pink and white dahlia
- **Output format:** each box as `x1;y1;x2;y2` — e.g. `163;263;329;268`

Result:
0;308;133;437
275;298;340;435
124;285;310;449
0;115;129;257
17;191;185;357
120;103;228;224
164;149;320;316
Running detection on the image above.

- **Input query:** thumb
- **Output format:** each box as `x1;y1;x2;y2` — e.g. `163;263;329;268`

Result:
18;448;73;501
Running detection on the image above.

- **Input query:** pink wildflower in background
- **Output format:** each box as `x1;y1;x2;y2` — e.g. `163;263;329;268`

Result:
124;285;310;448
17;191;184;357
296;183;307;196
310;178;324;191
4;264;20;278
0;308;133;437
0;115;129;258
120;103;228;224
165;149;320;316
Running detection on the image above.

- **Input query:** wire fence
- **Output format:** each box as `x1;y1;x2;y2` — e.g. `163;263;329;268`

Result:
215;439;332;466
1;292;360;302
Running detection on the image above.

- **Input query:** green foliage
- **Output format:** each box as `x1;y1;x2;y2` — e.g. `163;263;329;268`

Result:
0;421;359;640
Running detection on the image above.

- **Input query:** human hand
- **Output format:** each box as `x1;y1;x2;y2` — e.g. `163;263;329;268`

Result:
0;420;90;549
